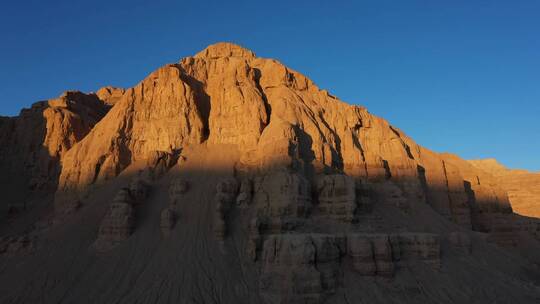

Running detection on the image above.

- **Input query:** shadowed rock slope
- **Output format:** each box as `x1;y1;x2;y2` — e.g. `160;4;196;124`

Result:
1;43;539;304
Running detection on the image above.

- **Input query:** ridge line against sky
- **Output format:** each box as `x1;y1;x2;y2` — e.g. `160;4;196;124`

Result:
0;0;538;171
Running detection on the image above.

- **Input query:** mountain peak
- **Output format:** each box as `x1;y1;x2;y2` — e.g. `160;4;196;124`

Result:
194;42;256;59
2;41;540;304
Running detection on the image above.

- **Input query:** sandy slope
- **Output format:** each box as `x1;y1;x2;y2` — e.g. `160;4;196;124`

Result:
0;144;539;303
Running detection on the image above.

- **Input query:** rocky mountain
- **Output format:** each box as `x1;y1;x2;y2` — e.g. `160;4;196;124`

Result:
469;159;540;218
0;91;111;214
0;43;539;304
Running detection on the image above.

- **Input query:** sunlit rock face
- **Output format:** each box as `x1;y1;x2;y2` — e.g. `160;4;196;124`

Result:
51;43;513;232
469;158;540;218
1;43;540;304
0;91;110;192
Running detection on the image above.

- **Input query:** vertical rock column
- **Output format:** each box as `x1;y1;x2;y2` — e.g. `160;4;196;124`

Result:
94;189;136;252
213;178;239;240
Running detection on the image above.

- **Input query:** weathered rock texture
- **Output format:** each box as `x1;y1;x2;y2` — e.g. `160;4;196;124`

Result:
46;43;517;241
95;86;126;106
1;43;540;304
213;178;239;240
316;174;357;222
469;158;540;218
94;188;136;251
259;234;343;304
94;176;150;251
0;91;110;196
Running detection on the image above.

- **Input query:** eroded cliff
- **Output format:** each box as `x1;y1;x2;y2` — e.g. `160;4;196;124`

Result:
1;43;539;304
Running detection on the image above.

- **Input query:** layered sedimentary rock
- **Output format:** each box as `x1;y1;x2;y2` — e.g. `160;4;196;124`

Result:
469;159;540;218
213;178;239;240
259;234;342;304
48;43;515;241
396;233;441;269
0;91;110;193
56;65;207;198
95;86;126;106
256;231;441;302
1;43;539;304
346;232;440;276
95;176;150;251
441;154;512;233
347;233;393;276
252;171;312;233
316;174;357;222
94;188;136;252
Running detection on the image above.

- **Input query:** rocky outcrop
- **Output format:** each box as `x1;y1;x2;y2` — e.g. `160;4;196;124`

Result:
469;159;540;218
347;232;440;275
46;43;514;239
252;171;312;233
316;174;357;222
442;154;512;233
259;234;343;304
169;178;189;205
0;91;109;193
347;233;393;276
128;176;150;204
161;177;190;236
160;208;176;236
95;86;125;106
236;178;253;207
56;65;207;199
2;42;539;304
95;177;149;251
396;233;441;269
213;178;239;240
94;188;136;252
257;231;440;303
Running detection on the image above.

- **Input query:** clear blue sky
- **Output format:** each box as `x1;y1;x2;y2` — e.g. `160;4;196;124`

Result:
1;1;538;171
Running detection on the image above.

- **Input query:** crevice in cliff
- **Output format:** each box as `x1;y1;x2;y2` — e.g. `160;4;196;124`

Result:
252;68;272;130
383;160;392;179
351;124;367;160
441;161;455;215
92;156;107;185
177;65;211;142
390;126;414;160
318;112;344;171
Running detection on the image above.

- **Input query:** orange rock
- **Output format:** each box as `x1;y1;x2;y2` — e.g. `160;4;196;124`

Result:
469;158;540;218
